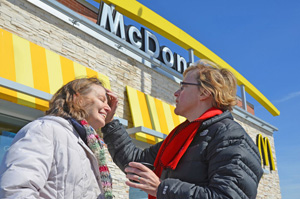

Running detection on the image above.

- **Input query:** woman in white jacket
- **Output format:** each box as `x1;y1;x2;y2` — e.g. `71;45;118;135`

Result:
0;77;118;199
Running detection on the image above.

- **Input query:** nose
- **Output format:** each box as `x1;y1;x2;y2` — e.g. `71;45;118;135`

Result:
104;103;111;112
174;89;180;97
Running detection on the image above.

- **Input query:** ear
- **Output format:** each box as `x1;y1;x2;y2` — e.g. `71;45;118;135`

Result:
199;90;211;101
73;92;83;105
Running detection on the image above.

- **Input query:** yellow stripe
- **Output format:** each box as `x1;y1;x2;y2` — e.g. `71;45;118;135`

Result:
97;0;279;116
0;29;17;103
60;56;75;85
137;91;152;129
170;105;180;126
137;90;155;144
31;42;50;93
126;86;148;142
86;67;112;90
13;35;35;108
170;105;186;124
132;90;147;142
162;102;175;132
146;94;163;143
0;29;15;81
155;98;169;135
46;49;63;94
86;67;98;78
98;72;111;90
30;42;49;110
126;86;143;126
146;94;161;132
74;62;87;78
178;115;186;123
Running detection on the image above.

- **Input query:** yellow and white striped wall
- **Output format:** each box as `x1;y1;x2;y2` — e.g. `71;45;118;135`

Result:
0;28;110;111
126;86;186;144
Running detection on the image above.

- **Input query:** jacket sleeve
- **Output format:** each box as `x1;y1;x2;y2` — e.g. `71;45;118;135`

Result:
156;122;263;199
0;121;54;199
101;119;162;172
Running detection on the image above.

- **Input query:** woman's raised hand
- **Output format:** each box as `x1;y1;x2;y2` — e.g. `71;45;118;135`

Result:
105;89;118;124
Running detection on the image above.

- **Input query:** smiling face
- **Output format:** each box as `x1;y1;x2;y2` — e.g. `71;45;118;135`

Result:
81;84;111;130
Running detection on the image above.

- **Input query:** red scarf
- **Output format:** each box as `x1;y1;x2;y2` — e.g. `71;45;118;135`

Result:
149;107;222;199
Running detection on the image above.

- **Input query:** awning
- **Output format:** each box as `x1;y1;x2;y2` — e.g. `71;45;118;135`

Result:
0;28;110;111
126;86;185;144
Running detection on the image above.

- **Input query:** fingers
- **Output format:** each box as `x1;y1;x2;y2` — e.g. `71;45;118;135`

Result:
124;165;160;197
106;89;118;107
125;173;143;184
105;89;118;124
125;178;144;190
124;162;150;184
124;164;144;178
128;162;153;172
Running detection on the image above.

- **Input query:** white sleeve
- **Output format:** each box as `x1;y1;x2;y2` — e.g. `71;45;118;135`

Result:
0;120;54;199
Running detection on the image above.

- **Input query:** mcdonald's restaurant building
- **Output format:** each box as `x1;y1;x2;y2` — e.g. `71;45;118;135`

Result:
0;0;281;198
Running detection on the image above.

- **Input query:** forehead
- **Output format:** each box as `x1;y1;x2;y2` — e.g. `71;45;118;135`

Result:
183;70;198;81
89;84;106;96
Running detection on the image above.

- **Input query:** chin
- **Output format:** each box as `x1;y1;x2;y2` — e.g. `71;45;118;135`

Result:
90;121;105;130
174;108;180;116
95;123;105;130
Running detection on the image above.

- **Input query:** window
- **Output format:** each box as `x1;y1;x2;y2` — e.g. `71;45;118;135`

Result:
0;131;15;163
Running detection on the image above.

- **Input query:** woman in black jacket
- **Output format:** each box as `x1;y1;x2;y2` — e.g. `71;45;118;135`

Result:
104;59;263;199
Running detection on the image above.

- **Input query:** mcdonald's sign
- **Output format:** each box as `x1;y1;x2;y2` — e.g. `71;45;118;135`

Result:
256;134;275;171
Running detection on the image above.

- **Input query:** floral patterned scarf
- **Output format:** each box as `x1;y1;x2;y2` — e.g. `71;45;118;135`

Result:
70;118;113;199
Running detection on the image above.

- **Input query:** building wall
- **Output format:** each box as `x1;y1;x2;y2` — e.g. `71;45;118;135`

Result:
0;0;281;198
234;115;281;199
236;99;255;115
56;0;97;22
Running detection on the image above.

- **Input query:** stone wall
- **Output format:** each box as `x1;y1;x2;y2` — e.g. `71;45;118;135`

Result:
234;115;281;199
0;0;281;198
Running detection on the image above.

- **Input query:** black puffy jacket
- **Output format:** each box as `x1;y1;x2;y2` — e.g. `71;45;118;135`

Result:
102;111;263;199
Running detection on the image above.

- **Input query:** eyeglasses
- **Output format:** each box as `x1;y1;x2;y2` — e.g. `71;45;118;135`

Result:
180;81;202;87
179;81;202;91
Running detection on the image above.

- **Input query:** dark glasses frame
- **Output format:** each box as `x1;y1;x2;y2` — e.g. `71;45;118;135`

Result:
180;81;202;87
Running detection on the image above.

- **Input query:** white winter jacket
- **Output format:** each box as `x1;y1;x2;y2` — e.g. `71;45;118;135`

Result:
0;116;105;199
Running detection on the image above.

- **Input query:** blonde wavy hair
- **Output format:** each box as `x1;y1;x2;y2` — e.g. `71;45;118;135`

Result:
46;77;105;120
184;59;237;111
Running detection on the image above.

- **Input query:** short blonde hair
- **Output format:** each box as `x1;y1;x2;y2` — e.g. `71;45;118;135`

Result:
184;59;237;111
46;77;105;120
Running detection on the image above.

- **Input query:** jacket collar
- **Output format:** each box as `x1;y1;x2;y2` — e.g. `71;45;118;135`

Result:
200;110;233;130
38;116;96;156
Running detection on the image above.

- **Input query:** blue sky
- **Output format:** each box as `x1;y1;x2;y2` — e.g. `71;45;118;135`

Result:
132;1;299;198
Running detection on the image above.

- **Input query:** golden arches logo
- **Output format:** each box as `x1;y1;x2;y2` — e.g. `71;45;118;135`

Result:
256;134;275;171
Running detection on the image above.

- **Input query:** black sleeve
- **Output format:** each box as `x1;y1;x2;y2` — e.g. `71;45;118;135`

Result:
101;119;162;172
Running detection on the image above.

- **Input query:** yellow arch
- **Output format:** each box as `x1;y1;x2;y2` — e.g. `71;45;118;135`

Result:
96;0;279;116
257;134;275;170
